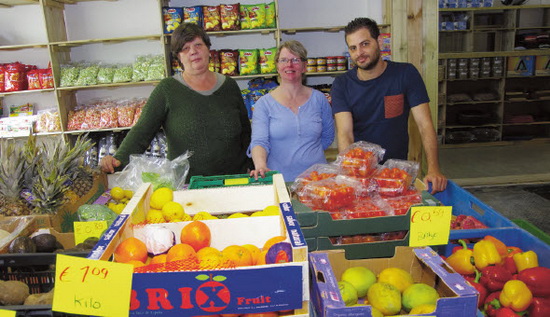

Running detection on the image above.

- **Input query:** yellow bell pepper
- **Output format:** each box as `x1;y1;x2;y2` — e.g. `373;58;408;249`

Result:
473;239;501;270
513;250;539;272
499;280;533;312
445;240;476;275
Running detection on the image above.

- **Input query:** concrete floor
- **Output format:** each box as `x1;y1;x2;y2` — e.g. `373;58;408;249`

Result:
439;142;550;234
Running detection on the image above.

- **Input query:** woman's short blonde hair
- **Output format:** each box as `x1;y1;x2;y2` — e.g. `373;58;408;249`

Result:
276;40;308;83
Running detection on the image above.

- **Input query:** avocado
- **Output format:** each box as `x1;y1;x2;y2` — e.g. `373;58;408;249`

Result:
82;237;99;250
32;234;58;253
8;236;36;253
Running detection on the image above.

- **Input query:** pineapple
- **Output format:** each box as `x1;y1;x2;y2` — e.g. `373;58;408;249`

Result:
0;139;32;216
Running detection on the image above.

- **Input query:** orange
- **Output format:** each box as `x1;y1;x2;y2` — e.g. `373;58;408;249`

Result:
242;244;261;265
150;254;168;265
197;246;221;259
114;237;148;263
198;251;225;270
166;243;197;262
180;221;211;252
222;245;253;267
262;236;286;251
257;250;268;265
127;260;146;269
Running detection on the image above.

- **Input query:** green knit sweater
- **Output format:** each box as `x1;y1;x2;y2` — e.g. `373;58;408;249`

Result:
114;76;252;180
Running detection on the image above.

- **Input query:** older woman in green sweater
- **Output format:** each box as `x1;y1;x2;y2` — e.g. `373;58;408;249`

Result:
100;23;251;179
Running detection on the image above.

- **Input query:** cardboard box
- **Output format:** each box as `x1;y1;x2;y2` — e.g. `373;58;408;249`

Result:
507;56;535;77
87;174;310;316
53;172;108;233
535;55;550;76
310;247;478;317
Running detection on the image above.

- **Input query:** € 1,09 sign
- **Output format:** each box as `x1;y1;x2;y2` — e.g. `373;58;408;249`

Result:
52;254;133;317
409;206;452;247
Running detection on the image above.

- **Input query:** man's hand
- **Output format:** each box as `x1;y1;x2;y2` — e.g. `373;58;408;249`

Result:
423;170;447;194
100;155;121;174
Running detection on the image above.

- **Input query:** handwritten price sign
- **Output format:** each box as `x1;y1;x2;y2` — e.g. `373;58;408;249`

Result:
409;206;452;247
53;254;133;317
73;221;108;245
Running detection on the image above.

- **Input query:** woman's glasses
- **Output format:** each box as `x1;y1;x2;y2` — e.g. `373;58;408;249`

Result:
277;58;303;64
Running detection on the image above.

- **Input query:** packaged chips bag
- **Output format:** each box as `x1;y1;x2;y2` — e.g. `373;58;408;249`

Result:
259;47;277;74
239;49;259;75
183;6;203;25
265;2;276;28
220;3;240;30
203;5;221;31
163;7;183;34
239;5;251;30
209;50;220;73
245;4;266;29
220;49;239;76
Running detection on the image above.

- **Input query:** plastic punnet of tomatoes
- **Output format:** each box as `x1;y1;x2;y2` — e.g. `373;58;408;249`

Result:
297;175;363;211
335;141;385;178
373;159;419;197
290;163;338;194
382;188;422;215
345;192;392;219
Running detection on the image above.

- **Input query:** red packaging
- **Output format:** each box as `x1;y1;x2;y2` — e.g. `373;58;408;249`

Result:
67;108;86;131
117;101;136;128
373;159;419;197
99;105;118;129
203;5;221;31
220;49;239;76
383;188;422;215
27;69;41;90
4;62;27;92
336;141;385;178
297;175;363;211
39;68;54;89
220;3;240;30
290;163;338;194
0;64;5;92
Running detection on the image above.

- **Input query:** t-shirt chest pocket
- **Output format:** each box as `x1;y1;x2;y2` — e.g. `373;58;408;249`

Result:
384;94;404;119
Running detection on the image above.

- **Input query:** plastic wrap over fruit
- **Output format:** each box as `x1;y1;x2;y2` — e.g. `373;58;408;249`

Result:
77;204;118;226
142;225;176;255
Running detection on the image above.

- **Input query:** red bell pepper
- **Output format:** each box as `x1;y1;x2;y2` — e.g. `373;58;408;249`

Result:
495;307;522;317
507;246;523;258
529;297;550;317
516;266;550;298
465;270;488;308
503;256;517;275
481;265;514;292
484;291;502;317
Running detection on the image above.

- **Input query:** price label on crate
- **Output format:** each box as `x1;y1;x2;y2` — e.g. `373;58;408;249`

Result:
73;220;108;245
0;309;16;317
53;254;133;317
409;206;452;247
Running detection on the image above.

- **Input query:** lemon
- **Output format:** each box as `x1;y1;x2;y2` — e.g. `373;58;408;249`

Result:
113;203;126;214
124;189;134;199
409;303;437;314
262;205;280;216
146;208;165;223
110;187;125;201
150;187;173;210
228;212;249;218
161;201;185;222
250;211;266;217
377;267;414;293
181;213;192;221
402;283;440;312
193;211;218;220
341;266;376;298
108;202;117;211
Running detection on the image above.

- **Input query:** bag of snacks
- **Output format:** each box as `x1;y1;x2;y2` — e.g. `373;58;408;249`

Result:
245;4;266;29
0;64;5;92
39;68;54;88
239;5;251;30
372;159;419;197
220;49;239;76
163;7;183;34
35;108;61;133
335;141;385;178
145;55;165;81
75;63;99;86
132;98;147;126
209;50;220;73
220;3;240;30
239;49;259;75
99;100;119;129
265;2;276;28
183;6;203;25
132;55;150;82
27;69;41;90
113;64;133;83
259;47;277;74
117;99;136;128
67;106;86;131
4;62;27;92
203;5;221;31
60;64;80;87
97;64;115;84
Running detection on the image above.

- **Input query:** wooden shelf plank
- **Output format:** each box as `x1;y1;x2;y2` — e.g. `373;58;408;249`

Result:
0;88;55;97
0;0;38;6
281;24;390;34
440;49;550;59
49;34;162;47
439;4;550;12
56;80;161;91
0;43;49;50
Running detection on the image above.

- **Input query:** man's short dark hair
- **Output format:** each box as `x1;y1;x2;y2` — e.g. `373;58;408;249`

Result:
344;17;380;40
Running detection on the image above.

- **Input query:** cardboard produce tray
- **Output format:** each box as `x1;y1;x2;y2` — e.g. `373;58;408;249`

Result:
309;246;478;317
87;173;310;316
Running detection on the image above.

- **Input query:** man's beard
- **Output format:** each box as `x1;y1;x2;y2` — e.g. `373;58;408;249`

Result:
356;50;381;71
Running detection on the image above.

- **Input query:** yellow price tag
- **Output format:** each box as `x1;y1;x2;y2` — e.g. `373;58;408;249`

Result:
409;206;452;247
0;309;16;317
53;254;133;317
224;178;249;186
73;221;108;245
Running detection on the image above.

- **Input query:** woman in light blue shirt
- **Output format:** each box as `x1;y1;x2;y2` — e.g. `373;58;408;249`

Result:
249;40;335;182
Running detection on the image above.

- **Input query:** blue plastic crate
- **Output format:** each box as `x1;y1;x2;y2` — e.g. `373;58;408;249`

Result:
434;180;517;239
440;227;550;268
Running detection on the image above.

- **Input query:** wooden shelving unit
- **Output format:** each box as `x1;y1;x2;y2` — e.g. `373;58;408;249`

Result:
438;4;550;147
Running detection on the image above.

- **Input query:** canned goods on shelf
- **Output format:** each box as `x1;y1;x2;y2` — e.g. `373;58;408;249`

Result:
316;57;327;66
317;65;327;72
337;56;347;64
337;64;347;71
306;65;317;73
307;58;317;66
326;56;337;64
327;64;337;72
